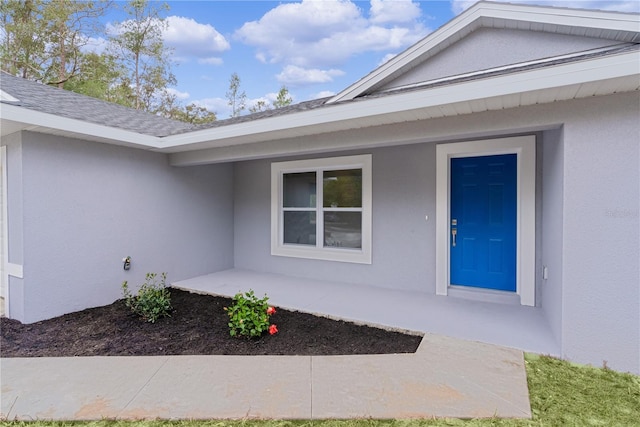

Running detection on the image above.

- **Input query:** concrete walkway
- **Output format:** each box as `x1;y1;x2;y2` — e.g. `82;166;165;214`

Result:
1;334;531;420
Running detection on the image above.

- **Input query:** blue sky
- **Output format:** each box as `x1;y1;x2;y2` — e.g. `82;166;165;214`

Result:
94;0;639;118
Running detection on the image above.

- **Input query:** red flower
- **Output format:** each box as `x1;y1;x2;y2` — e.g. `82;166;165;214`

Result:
269;324;278;335
267;306;276;315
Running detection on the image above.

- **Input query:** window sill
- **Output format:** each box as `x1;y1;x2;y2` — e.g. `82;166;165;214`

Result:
271;244;372;264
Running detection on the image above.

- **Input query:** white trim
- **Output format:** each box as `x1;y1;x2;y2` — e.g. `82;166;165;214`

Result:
436;135;536;306
0;90;19;103
167;49;639;162
3;49;637;159
0;103;161;148
377;45;630;94
0;146;6;316
6;263;22;279
329;0;640;103
271;154;372;264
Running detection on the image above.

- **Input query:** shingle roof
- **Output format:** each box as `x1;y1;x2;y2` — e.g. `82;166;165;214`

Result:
0;72;194;137
192;96;331;131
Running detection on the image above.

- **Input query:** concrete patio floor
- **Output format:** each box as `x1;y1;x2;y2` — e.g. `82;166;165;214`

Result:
173;268;560;357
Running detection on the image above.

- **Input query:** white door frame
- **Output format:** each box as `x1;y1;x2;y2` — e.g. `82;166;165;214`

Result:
435;135;536;306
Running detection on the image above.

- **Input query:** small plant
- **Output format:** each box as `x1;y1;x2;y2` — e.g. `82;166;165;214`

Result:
122;272;172;323
225;289;278;338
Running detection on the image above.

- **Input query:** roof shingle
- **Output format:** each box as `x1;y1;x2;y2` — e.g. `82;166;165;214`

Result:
0;72;194;137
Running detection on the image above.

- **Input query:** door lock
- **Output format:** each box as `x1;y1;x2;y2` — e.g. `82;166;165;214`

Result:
451;218;458;247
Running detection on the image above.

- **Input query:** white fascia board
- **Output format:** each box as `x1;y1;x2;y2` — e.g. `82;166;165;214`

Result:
362;51;639;116
161;50;639;153
0;90;19;102
0;103;162;148
328;1;640;103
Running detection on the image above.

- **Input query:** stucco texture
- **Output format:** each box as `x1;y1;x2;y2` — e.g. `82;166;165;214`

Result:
8;133;234;323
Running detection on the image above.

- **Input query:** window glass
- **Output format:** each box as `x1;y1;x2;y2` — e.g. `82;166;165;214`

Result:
283;172;316;208
323;169;362;208
324;212;362;249
283;211;316;245
271;154;371;264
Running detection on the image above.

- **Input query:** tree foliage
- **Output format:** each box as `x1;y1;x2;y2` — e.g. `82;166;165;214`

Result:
108;0;175;111
273;85;293;109
0;0;110;86
249;85;293;113
226;72;246;118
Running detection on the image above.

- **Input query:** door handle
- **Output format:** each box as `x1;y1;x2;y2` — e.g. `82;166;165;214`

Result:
451;228;457;247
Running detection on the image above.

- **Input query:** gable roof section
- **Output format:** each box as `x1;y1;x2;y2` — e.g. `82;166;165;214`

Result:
328;1;640;103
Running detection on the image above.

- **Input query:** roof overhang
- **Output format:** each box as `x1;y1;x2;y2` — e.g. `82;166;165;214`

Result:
2;48;638;162
0;102;161;149
165;47;639;164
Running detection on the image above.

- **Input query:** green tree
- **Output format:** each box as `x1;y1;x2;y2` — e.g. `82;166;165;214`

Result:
0;0;111;85
226;72;246;118
248;85;293;114
273;85;293;109
249;99;269;114
1;0;48;79
44;0;111;87
108;0;175;111
63;51;133;104
171;103;217;125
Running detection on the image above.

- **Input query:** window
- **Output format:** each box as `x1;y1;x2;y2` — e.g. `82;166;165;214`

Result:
271;154;372;264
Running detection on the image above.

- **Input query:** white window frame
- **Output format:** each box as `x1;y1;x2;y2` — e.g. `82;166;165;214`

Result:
271;154;372;264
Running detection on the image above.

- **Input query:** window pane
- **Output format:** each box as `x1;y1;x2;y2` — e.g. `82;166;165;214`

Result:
284;211;316;245
323;169;362;208
284;172;316;208
324;212;362;249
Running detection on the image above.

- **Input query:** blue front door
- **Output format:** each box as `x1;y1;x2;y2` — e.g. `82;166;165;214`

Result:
450;154;517;292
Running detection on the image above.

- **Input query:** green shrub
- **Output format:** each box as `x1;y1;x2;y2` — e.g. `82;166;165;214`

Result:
122;272;172;323
225;289;277;338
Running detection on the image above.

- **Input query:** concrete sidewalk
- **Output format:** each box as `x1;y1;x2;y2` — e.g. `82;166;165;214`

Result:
1;334;531;420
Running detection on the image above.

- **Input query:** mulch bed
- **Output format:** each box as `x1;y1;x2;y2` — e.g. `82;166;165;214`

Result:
0;288;422;357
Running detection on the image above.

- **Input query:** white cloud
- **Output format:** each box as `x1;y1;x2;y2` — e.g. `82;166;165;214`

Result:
370;0;422;24
82;36;109;54
276;65;345;86
378;53;397;66
198;57;224;66
163;16;230;60
165;87;190;100
451;0;640;14
311;90;337;99
105;16;230;62
191;97;227;117
235;0;429;69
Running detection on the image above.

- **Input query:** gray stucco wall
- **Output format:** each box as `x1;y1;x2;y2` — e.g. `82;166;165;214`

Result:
560;95;639;373
540;128;564;349
381;27;622;91
9;132;234;323
234;143;437;293
233;92;639;373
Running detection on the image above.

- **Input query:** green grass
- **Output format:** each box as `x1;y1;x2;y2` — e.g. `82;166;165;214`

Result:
2;354;639;427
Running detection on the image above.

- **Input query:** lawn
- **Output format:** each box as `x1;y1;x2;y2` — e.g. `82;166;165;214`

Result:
1;354;639;426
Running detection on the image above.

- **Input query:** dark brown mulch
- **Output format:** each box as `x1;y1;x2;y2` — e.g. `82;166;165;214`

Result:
0;288;421;357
